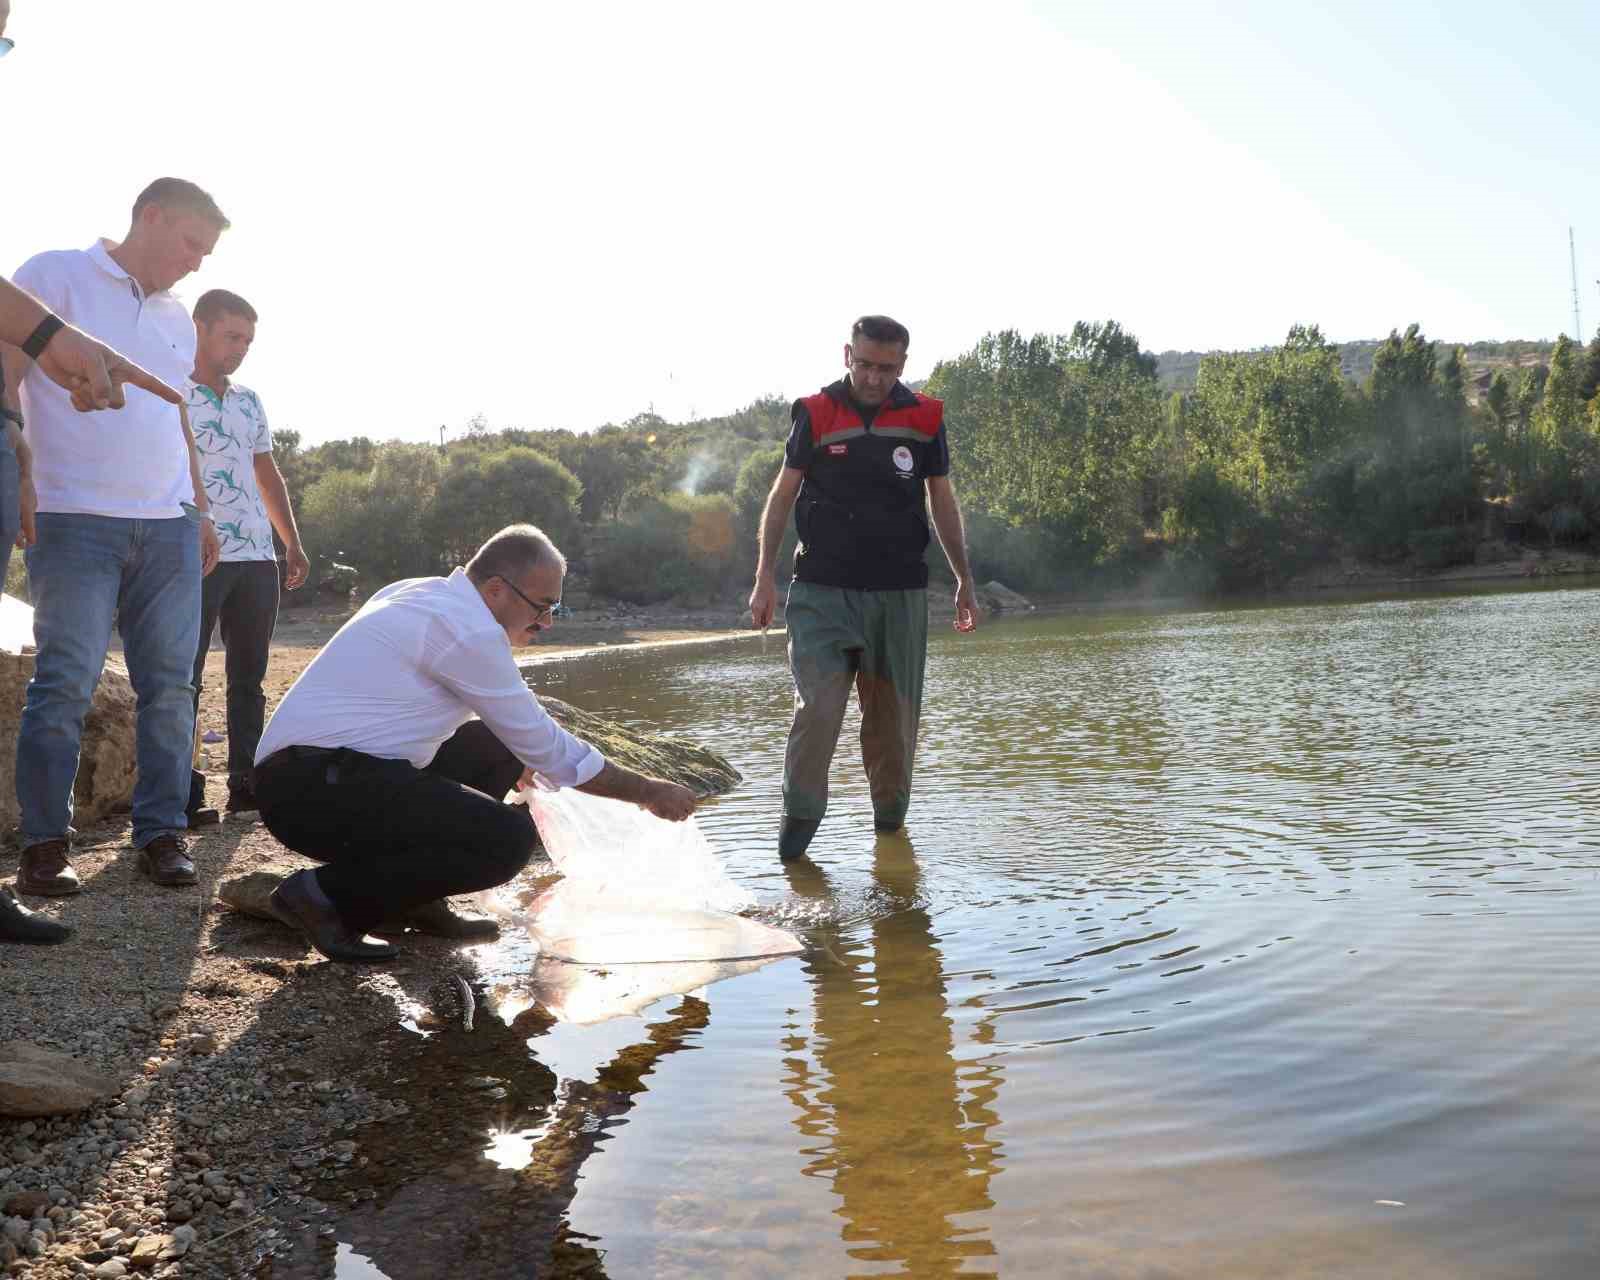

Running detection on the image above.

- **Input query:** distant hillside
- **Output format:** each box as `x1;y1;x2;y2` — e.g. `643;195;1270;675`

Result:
1155;338;1558;397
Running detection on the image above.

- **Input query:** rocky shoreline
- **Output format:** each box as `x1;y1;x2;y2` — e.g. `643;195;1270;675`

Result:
1;645;754;1280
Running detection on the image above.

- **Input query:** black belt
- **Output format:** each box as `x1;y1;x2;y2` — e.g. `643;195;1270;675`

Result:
257;744;346;770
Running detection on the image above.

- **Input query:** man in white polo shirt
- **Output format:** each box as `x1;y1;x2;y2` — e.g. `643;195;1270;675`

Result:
253;523;698;963
185;288;309;822
1;177;224;900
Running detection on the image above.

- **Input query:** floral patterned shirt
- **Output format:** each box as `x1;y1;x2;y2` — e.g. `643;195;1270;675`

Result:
187;379;276;562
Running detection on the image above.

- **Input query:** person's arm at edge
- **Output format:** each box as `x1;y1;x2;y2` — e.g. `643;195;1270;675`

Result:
748;465;804;628
253;451;308;588
927;474;978;632
3;343;35;549
180;401;221;576
1;276;182;411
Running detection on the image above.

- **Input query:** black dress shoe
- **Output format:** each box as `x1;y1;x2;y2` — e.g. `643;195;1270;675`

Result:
0;886;71;944
137;835;197;886
268;870;398;963
778;815;821;862
376;898;500;940
224;785;259;815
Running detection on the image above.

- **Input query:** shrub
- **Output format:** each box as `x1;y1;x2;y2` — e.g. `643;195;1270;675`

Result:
1406;525;1478;569
590;494;741;604
429;446;583;569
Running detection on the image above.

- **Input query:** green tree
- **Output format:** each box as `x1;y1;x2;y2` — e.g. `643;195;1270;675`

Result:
927;326;1160;566
429;446;583;569
1578;327;1600;405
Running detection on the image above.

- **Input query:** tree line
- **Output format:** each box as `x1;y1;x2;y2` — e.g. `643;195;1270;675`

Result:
265;322;1600;604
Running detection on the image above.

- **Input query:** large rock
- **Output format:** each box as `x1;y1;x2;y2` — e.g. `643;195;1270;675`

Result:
977;580;1035;613
1;640;138;840
0;1042;119;1117
217;869;292;920
516;683;741;797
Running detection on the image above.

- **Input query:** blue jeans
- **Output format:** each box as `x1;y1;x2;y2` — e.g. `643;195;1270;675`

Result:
17;512;201;848
0;437;18;590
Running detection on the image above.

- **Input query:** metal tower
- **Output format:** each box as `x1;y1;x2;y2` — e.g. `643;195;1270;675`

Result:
1571;227;1582;340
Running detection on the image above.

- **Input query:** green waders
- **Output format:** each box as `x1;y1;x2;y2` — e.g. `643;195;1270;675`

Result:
782;580;928;829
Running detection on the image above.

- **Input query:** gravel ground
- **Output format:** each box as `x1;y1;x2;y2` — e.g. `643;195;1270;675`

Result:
1;615;765;1279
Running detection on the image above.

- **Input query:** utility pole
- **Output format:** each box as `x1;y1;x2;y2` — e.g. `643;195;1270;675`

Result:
1570;227;1582;340
438;424;447;452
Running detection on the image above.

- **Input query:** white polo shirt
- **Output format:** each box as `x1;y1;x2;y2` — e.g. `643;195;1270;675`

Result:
255;568;606;789
12;240;195;519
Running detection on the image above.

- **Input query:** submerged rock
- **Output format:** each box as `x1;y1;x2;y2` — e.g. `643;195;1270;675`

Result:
520;687;742;797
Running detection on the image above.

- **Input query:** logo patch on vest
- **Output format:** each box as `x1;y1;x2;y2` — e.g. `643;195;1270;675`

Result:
892;445;914;473
828;443;848;455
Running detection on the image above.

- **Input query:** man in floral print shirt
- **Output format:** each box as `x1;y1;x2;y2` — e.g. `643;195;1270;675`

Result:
186;289;308;819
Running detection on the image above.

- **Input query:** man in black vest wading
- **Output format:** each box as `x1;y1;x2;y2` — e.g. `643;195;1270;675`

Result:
748;315;978;862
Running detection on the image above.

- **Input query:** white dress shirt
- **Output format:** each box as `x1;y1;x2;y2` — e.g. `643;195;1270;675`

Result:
13;240;196;519
255;568;605;788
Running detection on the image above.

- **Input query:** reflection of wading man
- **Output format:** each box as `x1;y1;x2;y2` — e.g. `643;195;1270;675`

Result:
749;316;978;861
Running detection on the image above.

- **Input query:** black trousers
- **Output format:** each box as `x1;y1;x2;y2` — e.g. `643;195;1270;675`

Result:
192;560;280;793
254;720;535;931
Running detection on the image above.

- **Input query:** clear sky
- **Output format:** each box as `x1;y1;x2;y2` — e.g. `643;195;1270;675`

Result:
2;0;1594;445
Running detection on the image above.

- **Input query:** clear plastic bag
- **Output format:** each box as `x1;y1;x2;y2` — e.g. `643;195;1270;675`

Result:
485;786;804;966
0;594;34;655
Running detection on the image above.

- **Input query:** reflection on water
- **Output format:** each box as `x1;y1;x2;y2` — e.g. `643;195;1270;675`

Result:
543;582;1600;1278
784;835;1003;1275
290;581;1600;1277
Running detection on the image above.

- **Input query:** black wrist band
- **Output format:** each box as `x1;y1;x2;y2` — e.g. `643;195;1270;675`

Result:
0;407;22;430
20;313;65;361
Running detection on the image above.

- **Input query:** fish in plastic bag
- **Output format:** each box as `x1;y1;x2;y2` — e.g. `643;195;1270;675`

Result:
483;785;804;966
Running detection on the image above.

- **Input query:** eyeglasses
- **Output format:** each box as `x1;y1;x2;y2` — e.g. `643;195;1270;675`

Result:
848;354;902;377
494;575;558;622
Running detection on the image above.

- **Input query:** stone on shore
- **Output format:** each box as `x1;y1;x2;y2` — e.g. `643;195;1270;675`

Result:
0;1042;119;1117
217;869;293;921
521;688;742;797
1;600;138;837
978;580;1034;613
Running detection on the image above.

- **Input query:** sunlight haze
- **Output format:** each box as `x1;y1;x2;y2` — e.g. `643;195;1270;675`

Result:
2;0;1593;444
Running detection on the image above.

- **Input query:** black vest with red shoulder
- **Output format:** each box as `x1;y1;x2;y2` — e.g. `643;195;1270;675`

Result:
791;380;946;591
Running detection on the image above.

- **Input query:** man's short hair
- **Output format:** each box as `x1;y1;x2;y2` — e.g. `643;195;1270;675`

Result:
466;524;567;585
132;178;230;231
851;315;910;350
194;289;257;327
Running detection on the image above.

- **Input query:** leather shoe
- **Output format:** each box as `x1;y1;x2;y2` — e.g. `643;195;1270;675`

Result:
17;839;80;896
268;869;398;963
137;835;197;887
0;885;71;944
186;806;221;828
376;898;500;940
224;786;259;815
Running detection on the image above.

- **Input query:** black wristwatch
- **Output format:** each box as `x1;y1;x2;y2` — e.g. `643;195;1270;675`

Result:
20;313;64;360
0;406;22;431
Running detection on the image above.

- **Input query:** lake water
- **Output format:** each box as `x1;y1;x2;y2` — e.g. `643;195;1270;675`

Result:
376;581;1600;1277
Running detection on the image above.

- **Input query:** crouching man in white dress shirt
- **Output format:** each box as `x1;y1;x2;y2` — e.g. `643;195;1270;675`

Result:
252;523;697;963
